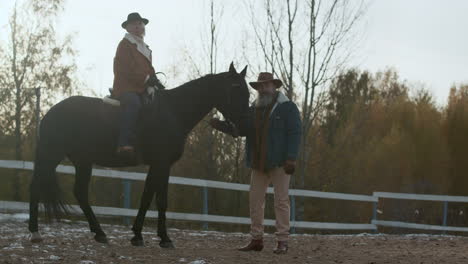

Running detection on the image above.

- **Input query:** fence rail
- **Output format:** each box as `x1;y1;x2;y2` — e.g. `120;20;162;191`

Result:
0;160;376;201
373;191;468;203
2;160;468;233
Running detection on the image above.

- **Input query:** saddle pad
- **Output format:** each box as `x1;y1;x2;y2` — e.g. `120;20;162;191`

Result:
102;96;120;106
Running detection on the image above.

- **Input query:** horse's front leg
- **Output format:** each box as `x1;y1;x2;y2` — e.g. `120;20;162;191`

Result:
155;172;173;248
130;167;157;246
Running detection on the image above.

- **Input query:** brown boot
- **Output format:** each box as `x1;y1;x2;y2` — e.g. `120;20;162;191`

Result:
238;239;264;252
273;241;288;254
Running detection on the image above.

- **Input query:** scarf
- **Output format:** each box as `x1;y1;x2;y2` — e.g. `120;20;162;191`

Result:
124;33;152;62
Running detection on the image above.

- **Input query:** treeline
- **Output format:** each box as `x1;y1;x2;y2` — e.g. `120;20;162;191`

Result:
302;69;468;228
309;69;467;197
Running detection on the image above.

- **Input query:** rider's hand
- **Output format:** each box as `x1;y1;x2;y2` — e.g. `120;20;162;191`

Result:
147;86;156;96
146;74;166;90
146;74;158;87
154;78;166;90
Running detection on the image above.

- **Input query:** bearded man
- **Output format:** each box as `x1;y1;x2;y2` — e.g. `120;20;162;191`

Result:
210;72;302;254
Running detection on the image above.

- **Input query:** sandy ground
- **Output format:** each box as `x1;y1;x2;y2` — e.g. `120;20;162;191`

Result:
1;215;468;263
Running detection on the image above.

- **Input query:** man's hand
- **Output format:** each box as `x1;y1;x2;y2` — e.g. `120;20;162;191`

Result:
209;118;239;137
209;118;224;130
283;160;296;174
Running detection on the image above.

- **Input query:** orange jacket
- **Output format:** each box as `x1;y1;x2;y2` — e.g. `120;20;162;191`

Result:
112;38;155;97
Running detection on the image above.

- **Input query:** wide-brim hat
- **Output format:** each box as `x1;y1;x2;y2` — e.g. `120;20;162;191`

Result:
121;12;149;29
249;72;283;90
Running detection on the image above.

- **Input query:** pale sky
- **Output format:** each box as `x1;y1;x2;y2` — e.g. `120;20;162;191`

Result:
1;0;467;105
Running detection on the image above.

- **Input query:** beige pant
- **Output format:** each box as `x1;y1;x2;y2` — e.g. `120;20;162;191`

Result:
249;167;291;242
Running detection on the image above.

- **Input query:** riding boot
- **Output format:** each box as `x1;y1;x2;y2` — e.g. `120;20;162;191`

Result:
273;241;288;254
238;239;264;252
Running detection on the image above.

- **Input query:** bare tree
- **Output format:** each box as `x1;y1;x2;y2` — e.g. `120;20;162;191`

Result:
0;0;79;200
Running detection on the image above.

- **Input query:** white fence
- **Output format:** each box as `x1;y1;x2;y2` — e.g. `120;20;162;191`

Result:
1;160;468;233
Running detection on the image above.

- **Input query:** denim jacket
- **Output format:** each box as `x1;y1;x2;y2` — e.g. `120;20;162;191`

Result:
242;92;302;170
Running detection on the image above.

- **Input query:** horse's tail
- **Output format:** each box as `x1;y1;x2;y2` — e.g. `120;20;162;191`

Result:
31;120;69;222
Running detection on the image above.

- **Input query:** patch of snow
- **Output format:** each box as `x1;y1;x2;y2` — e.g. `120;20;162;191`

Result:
2;242;24;250
179;258;187;262
0;213;29;222
186;233;208;237
403;233;457;238
80;261;95;264
49;255;60;260
189;260;206;264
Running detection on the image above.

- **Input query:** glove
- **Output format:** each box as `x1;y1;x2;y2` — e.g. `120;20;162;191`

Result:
283;160;296;174
147;85;156;96
146;74;158;87
209;118;225;131
209;118;239;137
154;77;166;90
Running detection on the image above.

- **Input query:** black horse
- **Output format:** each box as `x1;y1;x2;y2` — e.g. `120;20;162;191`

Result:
28;63;250;248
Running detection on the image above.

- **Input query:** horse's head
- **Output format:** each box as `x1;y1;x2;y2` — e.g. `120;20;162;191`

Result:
214;62;250;128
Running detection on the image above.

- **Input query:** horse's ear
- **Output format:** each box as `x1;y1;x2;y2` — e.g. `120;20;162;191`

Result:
240;65;248;78
229;62;237;74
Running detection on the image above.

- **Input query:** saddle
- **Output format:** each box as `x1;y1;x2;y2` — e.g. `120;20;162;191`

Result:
103;73;166;106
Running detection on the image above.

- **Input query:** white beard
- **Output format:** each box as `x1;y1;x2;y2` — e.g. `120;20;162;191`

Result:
256;93;275;108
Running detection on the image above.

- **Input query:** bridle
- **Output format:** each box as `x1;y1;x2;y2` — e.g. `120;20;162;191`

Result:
223;82;240;123
200;80;239;131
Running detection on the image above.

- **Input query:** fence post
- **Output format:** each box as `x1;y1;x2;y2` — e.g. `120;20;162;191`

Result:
372;200;378;233
35;87;41;141
372;202;377;220
123;179;132;225
290;195;296;234
202;186;209;230
442;201;448;235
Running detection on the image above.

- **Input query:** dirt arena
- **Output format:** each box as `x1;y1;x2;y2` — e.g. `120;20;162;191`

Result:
1;214;468;263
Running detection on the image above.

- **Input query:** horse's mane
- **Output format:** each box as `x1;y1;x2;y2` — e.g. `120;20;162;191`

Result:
145;73;225;110
158;72;227;100
172;73;215;91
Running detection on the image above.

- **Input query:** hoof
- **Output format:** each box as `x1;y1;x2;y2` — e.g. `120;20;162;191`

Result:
131;236;144;247
94;234;108;244
159;241;175;249
30;232;43;243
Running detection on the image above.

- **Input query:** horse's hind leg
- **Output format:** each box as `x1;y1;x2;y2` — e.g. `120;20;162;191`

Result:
29;175;42;243
73;162;107;243
29;157;62;243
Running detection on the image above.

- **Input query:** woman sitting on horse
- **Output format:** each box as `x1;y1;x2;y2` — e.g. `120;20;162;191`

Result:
112;12;164;155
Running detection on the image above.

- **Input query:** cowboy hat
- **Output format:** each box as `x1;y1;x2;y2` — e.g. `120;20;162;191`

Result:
121;12;149;29
249;72;283;90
